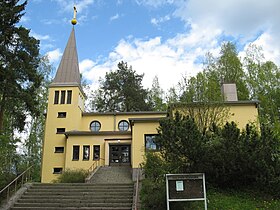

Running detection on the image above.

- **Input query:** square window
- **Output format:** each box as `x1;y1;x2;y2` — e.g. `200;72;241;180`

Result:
58;112;67;118
55;147;64;153
56;128;65;133
53;168;63;174
145;135;159;151
83;145;90;160
73;145;80;160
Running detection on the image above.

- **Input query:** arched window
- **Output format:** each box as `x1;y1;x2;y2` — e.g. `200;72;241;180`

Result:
118;120;129;131
90;121;101;132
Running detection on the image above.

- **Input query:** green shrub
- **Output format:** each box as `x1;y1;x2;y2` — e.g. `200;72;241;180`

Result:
54;169;89;183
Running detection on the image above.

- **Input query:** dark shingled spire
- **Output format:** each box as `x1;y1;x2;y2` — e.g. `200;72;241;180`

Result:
51;27;81;87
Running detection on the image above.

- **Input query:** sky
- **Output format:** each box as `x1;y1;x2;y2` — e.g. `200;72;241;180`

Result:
20;0;280;92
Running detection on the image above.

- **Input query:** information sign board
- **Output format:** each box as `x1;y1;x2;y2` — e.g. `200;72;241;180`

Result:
166;173;207;210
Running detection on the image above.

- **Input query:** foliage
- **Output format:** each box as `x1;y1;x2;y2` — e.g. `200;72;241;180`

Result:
54;169;89;183
156;112;205;172
140;152;168;210
217;42;249;100
244;44;280;129
148;76;167;111
0;0;42;132
23;56;53;181
154;113;280;194
94;61;152;112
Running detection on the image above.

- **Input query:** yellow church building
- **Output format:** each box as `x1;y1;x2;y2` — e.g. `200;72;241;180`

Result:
40;26;259;183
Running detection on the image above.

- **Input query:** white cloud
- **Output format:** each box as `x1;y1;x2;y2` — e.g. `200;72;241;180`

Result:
20;16;30;23
246;32;280;65
110;14;120;21
46;48;62;63
79;59;96;73
53;0;94;13
82;24;222;92
173;0;280;63
136;0;174;8
151;15;170;26
30;31;51;41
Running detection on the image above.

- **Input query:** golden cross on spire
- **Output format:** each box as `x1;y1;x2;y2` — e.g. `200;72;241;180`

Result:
71;6;77;25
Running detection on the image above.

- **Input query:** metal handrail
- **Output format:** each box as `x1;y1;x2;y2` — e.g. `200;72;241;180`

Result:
85;158;106;182
87;158;105;173
133;167;141;210
0;165;33;203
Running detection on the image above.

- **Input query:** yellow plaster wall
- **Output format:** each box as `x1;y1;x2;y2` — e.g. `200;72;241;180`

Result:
81;113;165;131
65;136;105;170
41;86;84;183
131;122;160;168
228;104;259;128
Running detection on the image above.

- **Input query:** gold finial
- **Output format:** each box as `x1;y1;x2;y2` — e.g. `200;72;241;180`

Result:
71;6;77;25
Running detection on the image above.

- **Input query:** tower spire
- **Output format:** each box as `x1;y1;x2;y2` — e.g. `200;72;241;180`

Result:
50;6;81;87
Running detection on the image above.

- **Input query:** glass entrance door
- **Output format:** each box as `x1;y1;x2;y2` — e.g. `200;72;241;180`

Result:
109;145;131;166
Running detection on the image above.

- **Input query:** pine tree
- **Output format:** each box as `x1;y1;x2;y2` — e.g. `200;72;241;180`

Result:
0;0;42;132
94;61;152;112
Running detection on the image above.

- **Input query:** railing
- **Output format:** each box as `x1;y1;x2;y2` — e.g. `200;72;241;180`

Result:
133;167;141;210
85;158;105;182
0;165;33;204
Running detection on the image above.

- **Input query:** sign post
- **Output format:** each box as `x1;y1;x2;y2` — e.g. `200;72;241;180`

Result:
166;173;207;210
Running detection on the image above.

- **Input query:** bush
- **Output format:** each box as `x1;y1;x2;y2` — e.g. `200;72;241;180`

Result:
140;152;168;210
154;113;280;196
54;169;89;183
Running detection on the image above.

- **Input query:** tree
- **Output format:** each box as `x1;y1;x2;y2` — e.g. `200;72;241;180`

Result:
217;42;249;100
244;44;280;128
0;0;42;132
94;61;152;112
178;58;229;132
149;76;167;111
24;56;53;181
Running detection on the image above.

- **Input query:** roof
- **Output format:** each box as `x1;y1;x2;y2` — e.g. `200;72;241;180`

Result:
170;100;259;108
129;117;166;124
82;111;167;116
64;130;131;137
50;27;81;87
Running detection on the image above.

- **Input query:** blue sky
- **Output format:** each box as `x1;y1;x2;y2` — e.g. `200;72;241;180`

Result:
20;0;280;92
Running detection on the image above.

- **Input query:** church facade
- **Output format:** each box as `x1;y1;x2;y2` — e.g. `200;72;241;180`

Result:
41;27;259;183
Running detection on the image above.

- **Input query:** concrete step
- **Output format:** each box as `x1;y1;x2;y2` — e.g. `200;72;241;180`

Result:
10;207;132;210
17;198;133;203
9;167;134;209
21;194;133;199
26;188;133;193
13;202;132;208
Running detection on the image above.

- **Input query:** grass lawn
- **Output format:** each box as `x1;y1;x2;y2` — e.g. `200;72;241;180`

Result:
170;187;280;210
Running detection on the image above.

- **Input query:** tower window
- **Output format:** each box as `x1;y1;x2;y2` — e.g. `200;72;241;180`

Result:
72;145;80;160
60;91;66;104
53;167;63;174
118;120;129;131
83;145;90;160
67;90;72;104
90;121;101;132
54;91;59;104
55;147;64;153
58;112;67;118
56;128;65;133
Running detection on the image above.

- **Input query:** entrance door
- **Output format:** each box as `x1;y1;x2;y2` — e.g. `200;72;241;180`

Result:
109;145;131;166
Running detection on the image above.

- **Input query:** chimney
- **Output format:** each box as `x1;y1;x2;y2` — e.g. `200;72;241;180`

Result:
221;83;238;101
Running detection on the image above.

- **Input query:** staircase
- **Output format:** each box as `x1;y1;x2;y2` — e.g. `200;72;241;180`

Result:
9;166;134;210
89;166;133;184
